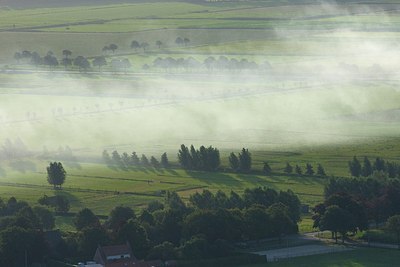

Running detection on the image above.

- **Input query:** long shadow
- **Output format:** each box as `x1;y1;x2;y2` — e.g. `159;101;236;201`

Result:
165;168;180;176
54;190;83;208
9;160;36;173
185;170;243;187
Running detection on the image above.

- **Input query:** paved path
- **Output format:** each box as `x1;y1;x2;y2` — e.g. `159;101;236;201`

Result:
253;244;352;262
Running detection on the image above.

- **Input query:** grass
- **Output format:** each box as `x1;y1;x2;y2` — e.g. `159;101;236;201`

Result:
242;248;400;267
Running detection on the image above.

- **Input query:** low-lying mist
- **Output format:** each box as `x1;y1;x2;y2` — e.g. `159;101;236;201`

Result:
2;1;400;156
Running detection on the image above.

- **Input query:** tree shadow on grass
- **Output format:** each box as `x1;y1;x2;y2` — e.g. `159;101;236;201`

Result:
54;190;82;210
9;160;36;173
185;170;243;187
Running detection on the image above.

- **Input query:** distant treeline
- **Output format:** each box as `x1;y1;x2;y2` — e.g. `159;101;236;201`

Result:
102;150;169;168
349;156;400;178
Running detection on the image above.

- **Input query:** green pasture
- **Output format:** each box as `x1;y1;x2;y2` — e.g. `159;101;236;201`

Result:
244;248;400;267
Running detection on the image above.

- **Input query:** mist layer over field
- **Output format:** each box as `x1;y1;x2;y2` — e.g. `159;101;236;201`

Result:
2;1;400;154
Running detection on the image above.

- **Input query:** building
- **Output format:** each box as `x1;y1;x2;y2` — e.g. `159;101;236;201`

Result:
91;242;163;267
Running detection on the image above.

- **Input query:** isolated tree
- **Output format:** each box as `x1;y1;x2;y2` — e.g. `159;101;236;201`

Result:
92;56;107;70
349;156;361;177
131;40;141;51
295;165;302;175
238;148;251;173
229;152;240;172
109;44;118;53
305;163;314;176
156;40;163;49
47;162;66;189
161;152;169;168
284;162;293;174
263;162;272;175
387;215;400;249
362;156;373;177
74;208;100;231
317;164;326;176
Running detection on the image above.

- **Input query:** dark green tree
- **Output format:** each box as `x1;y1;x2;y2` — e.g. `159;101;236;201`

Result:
263;162;272;175
349;156;361;177
295;165;302;175
92;56;107;70
387;215;400;249
238;148;251;173
161;152;169;168
229;152;239;172
305;163;314;176
284;162;293;174
74;208;100;231
108;206;135;232
317;164;326;176
362;157;373;177
47;162;66;189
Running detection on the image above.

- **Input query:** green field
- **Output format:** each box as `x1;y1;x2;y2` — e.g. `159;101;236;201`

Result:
245;248;400;267
1;1;400;265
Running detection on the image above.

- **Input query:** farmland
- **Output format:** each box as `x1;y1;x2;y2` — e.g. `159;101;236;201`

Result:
1;0;400;266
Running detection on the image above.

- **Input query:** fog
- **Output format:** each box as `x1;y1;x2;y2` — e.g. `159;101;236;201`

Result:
1;1;400;156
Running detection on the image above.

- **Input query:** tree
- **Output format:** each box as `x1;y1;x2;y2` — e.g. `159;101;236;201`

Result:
141;42;149;52
263;162;272;175
109;44;118;53
117;219;149;258
131;152;140;166
305;163;314;176
74;208;100;231
374;157;386;172
33;206;55;230
349;156;361;177
229;152;239;172
362;157;373;177
73;56;90;71
131;40;141;51
150;156;160;168
386;215;400;249
108;206;135;232
92;56;107;70
284;162;293;174
161;152;169;168
62;49;72;59
317;164;326;176
295;165;302;175
183;38;190;46
141;154;149;166
319;205;356;243
156;40;163;49
47;162;66;189
175;37;184;46
238;148;251;173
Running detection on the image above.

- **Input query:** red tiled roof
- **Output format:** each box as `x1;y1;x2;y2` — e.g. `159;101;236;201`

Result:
101;244;131;257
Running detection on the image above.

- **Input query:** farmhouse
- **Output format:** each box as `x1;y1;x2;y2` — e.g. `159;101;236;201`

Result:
78;242;163;267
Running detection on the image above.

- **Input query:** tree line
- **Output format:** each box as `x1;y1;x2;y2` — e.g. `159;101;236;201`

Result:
102;150;169;169
349;156;400;178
